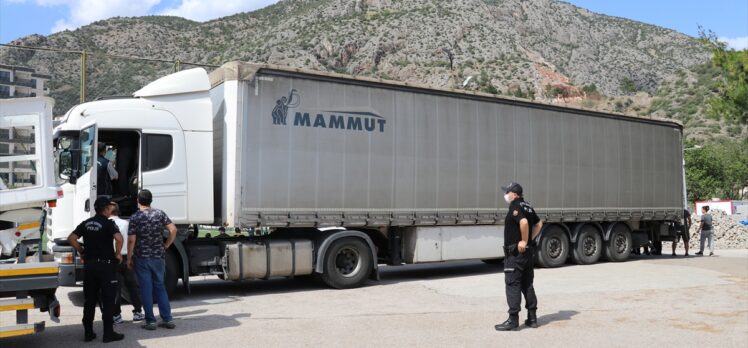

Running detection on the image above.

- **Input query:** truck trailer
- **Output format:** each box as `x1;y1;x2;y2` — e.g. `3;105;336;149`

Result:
49;62;686;295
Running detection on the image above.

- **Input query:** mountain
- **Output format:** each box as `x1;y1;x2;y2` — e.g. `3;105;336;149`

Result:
2;0;740;140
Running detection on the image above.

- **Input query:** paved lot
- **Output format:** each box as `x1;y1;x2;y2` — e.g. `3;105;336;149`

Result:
4;249;748;347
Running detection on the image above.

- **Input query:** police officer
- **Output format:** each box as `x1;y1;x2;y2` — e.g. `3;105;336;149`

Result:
67;197;125;343
495;182;543;331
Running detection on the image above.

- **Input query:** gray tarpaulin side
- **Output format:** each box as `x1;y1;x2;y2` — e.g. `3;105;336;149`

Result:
208;61;682;129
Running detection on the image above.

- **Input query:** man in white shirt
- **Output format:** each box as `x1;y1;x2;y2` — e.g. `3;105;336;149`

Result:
110;202;144;323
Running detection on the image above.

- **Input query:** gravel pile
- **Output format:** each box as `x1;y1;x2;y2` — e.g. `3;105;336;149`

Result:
688;210;748;250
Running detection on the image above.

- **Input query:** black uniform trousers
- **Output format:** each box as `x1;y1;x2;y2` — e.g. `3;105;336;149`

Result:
504;247;538;315
83;261;118;334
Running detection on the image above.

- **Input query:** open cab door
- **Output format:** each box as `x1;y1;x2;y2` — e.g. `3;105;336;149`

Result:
72;123;98;223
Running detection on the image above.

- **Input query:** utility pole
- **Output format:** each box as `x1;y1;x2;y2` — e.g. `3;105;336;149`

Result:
79;50;87;104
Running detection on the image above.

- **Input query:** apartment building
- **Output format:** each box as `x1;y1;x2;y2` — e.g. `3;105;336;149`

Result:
0;64;50;99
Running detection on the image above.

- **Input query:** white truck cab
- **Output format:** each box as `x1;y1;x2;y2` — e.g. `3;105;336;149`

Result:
50;69;214;285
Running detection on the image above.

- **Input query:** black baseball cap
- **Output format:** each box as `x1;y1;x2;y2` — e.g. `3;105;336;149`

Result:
137;189;153;205
501;182;523;195
93;197;114;212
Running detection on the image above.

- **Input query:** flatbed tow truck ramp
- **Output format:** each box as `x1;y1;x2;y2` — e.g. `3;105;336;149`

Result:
0;258;60;338
0;97;62;338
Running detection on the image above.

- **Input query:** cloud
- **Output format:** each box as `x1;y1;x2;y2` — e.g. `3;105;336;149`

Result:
10;0;281;34
159;0;279;22
49;0;161;32
719;36;748;51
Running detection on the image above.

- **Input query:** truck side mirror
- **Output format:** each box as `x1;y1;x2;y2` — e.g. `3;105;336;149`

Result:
58;150;74;181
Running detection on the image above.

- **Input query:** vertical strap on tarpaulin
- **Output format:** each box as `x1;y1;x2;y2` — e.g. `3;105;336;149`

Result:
237;242;243;280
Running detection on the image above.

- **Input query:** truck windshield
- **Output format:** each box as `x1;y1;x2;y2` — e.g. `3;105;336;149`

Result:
53;132;78;185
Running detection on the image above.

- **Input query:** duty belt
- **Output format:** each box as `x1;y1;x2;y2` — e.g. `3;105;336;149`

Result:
88;258;116;264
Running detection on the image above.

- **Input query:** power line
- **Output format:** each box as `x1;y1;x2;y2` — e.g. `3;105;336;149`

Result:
0;43;219;68
0;43;219;102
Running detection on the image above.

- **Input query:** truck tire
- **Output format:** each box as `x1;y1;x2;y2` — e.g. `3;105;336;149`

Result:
604;224;632;262
536;226;569;268
320;237;372;289
571;225;602;265
164;250;179;297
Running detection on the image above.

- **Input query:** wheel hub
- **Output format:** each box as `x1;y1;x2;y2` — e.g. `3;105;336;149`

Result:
614;233;627;253
335;247;362;277
548;238;562;258
583;236;597;256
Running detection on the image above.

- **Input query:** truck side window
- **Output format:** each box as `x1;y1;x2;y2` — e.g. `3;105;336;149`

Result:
142;134;173;172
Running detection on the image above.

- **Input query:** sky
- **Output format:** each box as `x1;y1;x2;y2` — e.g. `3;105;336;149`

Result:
0;0;746;49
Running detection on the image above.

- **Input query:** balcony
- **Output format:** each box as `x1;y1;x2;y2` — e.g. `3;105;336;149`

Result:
14;78;36;88
14;92;36;98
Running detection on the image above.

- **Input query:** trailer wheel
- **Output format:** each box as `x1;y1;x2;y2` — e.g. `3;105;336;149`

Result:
164;250;179;297
604;224;632;262
571;225;602;265
537;226;569;268
320;237;372;289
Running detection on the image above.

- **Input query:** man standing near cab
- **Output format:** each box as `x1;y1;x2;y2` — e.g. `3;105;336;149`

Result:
495;182;543;331
67;197;125;343
109;202;144;324
127;189;177;330
96;143;118;197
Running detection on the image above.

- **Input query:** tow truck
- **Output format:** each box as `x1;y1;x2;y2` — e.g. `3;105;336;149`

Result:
0;97;61;338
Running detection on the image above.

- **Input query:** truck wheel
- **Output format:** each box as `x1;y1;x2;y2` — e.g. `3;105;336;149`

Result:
320;237;372;289
571;225;602;265
537;226;569;268
164;250;179;297
604;224;632;262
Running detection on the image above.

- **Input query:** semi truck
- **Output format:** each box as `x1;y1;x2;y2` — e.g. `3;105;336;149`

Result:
49;61;686;295
1;97;61;338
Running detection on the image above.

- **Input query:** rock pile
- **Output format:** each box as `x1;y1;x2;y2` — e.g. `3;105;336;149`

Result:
688;210;748;250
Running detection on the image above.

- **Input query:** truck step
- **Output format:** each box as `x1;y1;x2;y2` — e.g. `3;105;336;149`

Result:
0;298;34;312
0;322;45;338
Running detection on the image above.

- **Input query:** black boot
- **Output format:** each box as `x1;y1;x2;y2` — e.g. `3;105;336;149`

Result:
84;331;97;342
495;315;519;331
525;309;538;328
103;323;124;343
83;321;96;342
103;331;124;343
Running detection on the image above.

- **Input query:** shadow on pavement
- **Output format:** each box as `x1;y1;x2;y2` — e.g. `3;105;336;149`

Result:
537;310;579;326
1;312;250;348
377;261;504;286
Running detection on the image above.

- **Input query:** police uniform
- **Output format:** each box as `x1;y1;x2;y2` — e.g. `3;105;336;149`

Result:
496;182;541;331
69;197;124;342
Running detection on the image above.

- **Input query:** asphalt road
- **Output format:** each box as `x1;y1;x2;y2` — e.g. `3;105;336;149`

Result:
4;249;748;347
